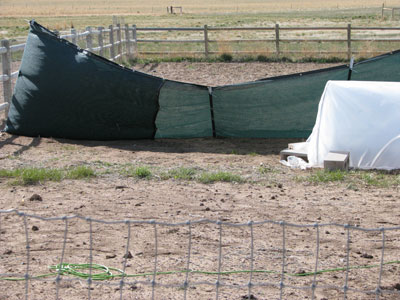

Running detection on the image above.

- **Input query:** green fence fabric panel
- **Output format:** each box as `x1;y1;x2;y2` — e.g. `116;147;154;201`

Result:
5;21;163;140
155;80;212;138
352;50;400;81
212;67;349;138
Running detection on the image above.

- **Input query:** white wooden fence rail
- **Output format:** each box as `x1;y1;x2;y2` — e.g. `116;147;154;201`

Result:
1;23;400;122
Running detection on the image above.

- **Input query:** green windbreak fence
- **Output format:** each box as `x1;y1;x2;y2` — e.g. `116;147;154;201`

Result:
351;50;400;81
4;21;400;140
6;21;163;140
212;67;349;138
155;81;212;138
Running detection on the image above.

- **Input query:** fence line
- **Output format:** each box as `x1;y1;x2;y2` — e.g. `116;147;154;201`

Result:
0;208;399;299
382;3;400;19
1;23;400;122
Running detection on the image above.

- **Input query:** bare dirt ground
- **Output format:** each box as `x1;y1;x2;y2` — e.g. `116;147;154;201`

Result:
132;62;342;87
1;63;400;300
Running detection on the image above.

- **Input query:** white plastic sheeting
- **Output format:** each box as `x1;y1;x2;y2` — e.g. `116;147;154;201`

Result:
307;81;400;170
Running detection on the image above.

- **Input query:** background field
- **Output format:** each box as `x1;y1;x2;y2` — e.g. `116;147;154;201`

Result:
0;0;398;16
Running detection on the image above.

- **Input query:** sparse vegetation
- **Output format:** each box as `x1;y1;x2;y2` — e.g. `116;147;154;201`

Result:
197;171;244;184
0;167;63;185
0;166;96;185
130;166;152;179
161;167;197;180
66;166;96;179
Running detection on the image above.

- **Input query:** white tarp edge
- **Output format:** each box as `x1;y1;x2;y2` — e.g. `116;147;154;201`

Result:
307;80;400;170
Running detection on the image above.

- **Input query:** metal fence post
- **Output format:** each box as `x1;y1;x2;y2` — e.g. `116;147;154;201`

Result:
125;24;132;60
109;25;115;60
347;23;352;60
1;40;12;118
86;26;93;51
98;27;104;57
116;23;122;62
204;25;209;58
275;24;280;58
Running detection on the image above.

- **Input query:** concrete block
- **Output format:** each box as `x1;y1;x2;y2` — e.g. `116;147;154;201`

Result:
280;148;308;162
324;151;350;171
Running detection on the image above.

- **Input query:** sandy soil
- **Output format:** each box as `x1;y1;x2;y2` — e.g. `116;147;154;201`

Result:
1;62;400;300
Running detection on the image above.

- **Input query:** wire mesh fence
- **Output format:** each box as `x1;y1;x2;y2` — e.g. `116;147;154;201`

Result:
1;209;400;299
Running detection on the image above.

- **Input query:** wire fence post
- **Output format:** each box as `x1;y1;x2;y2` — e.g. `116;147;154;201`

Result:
71;28;77;45
109;25;115;60
125;24;132;60
275;23;280;58
97;26;104;57
347;23;352;60
86;26;93;52
204;25;209;58
132;25;138;59
116;23;122;62
1;39;12;119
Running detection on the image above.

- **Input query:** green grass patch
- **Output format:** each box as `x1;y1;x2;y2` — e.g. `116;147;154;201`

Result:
198;171;243;184
306;169;347;183
0;168;63;185
0;166;96;185
66;166;96;179
161;167;197;180
124;166;152;179
258;166;277;174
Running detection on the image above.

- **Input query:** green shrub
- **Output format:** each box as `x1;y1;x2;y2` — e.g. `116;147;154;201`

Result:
133;166;152;179
219;53;233;62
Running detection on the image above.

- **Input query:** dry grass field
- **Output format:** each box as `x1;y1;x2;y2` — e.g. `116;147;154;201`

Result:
0;0;396;16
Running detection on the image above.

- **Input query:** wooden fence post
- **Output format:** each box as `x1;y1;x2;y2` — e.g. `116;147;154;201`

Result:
275;24;280;58
382;3;385;19
132;25;138;58
116;24;122;62
204;25;209;58
347;23;352;60
98;27;104;57
71;28;77;45
125;24;132;60
1;40;12;118
86;26;93;51
109;25;115;60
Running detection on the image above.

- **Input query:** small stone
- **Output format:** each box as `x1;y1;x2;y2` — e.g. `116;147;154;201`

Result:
32;226;39;231
3;249;12;255
277;183;283;188
241;295;257;300
271;195;276;200
115;185;127;189
123;251;133;259
29;194;42;202
205;207;210;211
325;231;330;234
360;253;373;259
106;254;116;259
